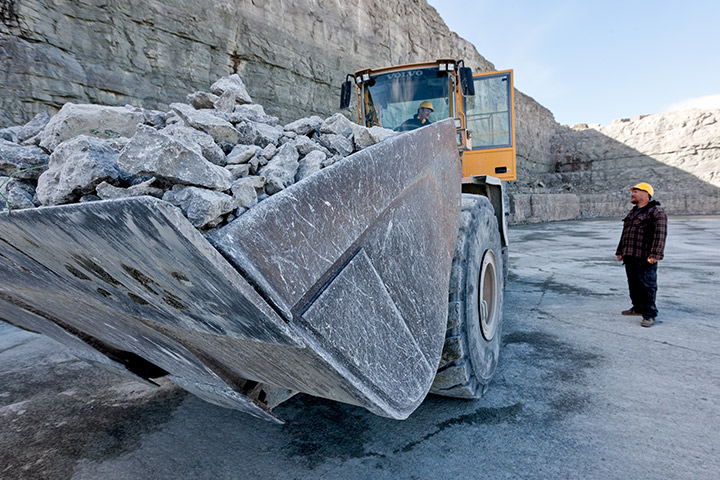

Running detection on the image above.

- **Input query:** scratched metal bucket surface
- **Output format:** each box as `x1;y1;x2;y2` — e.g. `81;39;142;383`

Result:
0;119;461;422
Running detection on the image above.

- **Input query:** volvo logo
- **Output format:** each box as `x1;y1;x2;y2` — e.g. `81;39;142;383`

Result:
387;70;425;79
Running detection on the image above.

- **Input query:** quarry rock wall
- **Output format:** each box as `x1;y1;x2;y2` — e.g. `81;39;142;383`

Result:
2;0;719;221
508;109;720;223
0;0;558;173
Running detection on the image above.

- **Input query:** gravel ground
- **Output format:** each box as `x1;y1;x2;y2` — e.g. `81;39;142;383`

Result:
1;216;718;480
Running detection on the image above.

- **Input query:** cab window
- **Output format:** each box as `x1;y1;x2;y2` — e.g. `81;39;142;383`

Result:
466;72;513;149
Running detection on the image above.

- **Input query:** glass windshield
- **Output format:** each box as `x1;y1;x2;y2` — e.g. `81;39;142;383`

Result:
466;73;512;149
362;67;453;131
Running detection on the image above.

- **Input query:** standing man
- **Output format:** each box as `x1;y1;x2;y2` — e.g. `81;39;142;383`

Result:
616;182;668;327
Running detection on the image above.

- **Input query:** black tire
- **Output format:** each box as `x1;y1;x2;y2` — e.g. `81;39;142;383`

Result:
430;194;504;398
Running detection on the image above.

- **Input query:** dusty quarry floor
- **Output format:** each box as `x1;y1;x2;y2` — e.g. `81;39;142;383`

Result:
1;216;719;480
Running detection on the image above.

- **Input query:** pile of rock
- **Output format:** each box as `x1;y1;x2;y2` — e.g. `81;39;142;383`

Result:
0;74;395;230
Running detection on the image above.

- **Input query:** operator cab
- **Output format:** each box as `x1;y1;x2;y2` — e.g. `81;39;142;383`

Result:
340;59;516;181
355;66;460;131
341;60;473;132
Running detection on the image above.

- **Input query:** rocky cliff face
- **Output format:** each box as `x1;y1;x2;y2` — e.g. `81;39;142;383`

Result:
508;109;720;222
2;0;718;220
0;0;493;123
0;0;558;174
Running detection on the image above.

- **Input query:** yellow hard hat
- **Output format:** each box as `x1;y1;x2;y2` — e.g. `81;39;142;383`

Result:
419;101;434;111
631;182;654;197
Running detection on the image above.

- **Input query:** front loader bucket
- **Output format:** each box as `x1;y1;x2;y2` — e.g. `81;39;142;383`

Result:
0;119;461;422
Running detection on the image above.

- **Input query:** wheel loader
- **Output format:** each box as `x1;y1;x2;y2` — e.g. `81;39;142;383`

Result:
340;58;516;399
0;59;515;423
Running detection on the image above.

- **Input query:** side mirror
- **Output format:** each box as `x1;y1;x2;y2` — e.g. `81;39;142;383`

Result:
459;67;475;96
339;80;353;109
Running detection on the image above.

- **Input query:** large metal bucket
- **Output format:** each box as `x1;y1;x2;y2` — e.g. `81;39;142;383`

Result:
0;120;461;422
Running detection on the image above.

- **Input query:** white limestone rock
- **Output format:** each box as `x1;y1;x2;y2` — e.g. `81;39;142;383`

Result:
0;139;49;180
296;150;326;182
229;104;279;125
187;91;220;110
39;104;144;152
0;126;21;143
118;125;232;191
226;144;262;164
96;178;164;200
230;176;265;211
140;108;167;128
36;135;127;205
294;134;331;157
170;103;241;145
284;116;323;136
17;112;51;144
214;90;237;113
162;185;238;228
236;121;284;148
225;164;251;179
259;143;299;195
352;125;396;150
0;176;36;212
261;143;277;160
161;124;226;166
320;113;355;139
317;133;353;156
210;74;253;105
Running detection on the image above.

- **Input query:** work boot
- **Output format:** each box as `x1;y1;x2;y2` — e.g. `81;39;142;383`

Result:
641;317;655;327
622;308;642;316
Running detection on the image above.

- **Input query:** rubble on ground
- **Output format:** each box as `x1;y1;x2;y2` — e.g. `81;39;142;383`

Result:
0;74;397;231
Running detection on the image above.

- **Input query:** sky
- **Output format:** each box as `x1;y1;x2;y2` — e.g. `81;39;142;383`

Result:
427;0;720;126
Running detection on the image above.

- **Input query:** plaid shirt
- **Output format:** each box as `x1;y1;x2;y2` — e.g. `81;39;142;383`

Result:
616;200;667;260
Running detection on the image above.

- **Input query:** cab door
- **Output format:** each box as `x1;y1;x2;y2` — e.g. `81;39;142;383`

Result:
462;70;516;181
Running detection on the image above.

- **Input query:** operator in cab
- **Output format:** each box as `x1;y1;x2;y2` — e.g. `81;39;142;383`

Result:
396;101;434;131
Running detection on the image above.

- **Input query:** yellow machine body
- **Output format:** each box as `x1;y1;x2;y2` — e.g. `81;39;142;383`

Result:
349;60;516;181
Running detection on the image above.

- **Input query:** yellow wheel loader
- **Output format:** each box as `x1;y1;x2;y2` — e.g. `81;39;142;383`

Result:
341;58;516;399
0;59;515;423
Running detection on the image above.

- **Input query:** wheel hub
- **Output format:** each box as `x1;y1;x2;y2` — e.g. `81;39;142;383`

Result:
478;249;498;341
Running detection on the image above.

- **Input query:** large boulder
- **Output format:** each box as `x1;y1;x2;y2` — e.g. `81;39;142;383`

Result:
259;143;300;195
0;139;49;180
162;185;238;229
161;124;226;166
236;121;284;148
296;150;326;182
210;74;253;105
39;104;145;152
0;176;36;212
170;103;241;145
284;116;324;136
36;135;127;205
17;112;51;144
118;125;232;191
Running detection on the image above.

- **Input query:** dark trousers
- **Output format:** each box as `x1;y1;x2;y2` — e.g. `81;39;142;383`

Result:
623;257;658;319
